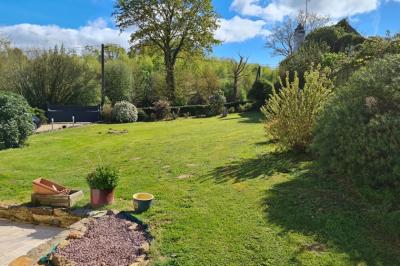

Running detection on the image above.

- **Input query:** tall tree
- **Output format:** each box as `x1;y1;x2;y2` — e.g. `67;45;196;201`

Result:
114;0;219;103
266;10;330;57
230;55;248;101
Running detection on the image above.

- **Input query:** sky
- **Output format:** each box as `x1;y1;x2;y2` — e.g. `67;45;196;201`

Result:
0;0;399;67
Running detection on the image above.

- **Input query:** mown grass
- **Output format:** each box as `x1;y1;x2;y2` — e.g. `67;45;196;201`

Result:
0;112;399;265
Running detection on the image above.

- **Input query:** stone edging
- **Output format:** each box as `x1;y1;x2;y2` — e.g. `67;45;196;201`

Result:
0;204;82;228
6;209;151;266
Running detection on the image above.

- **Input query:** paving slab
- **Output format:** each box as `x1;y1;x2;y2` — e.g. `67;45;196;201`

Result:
0;219;63;265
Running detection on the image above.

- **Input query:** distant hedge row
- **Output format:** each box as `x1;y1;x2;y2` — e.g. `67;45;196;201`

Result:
138;101;254;121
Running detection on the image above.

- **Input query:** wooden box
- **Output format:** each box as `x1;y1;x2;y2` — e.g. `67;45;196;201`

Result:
31;190;84;208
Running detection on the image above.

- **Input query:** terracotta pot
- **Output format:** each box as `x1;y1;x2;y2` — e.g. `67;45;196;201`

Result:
90;188;115;207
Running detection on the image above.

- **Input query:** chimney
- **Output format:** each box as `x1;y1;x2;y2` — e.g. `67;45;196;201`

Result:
294;23;306;51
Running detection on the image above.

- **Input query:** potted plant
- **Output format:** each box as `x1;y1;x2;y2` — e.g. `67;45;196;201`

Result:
133;193;154;213
86;165;119;207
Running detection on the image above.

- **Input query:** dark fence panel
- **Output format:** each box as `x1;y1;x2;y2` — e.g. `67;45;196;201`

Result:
47;105;100;122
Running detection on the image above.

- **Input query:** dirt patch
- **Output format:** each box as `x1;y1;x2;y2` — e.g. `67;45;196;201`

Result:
107;128;129;135
176;174;193;180
54;214;148;266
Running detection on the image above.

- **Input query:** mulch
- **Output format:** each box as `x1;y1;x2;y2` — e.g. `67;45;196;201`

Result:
55;214;146;266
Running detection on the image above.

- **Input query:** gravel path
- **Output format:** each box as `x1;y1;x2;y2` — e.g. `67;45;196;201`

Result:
55;215;146;266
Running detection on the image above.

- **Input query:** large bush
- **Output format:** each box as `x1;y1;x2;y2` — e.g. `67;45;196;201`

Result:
0;92;33;148
247;80;273;109
153;100;171;120
208;90;226;116
262;66;333;152
112;101;138;123
312;55;400;203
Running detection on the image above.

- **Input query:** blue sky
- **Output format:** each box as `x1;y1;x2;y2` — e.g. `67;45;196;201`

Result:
0;0;399;67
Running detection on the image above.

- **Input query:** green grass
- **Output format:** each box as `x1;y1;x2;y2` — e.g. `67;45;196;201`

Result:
0;112;399;265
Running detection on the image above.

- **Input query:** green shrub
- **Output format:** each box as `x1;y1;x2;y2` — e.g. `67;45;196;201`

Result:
112;101;138;123
137;109;150;122
236;104;245;113
86;165;120;190
247;80;273;109
177;105;209;117
262;66;333;152
101;104;113;122
228;107;235;114
208;91;226;116
31;107;47;124
312;55;400;203
0;92;33;148
242;102;255;112
153;100;171;120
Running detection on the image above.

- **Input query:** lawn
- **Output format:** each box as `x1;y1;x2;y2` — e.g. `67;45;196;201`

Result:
0;113;399;265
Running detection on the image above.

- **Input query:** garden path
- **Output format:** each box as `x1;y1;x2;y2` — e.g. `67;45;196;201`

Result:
0;219;63;265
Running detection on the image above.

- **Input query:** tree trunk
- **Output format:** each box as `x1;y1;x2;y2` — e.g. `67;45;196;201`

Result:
233;76;238;101
164;55;176;102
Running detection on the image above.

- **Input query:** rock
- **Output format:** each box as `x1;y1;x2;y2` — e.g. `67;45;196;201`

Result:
31;207;53;216
139;242;150;253
8;256;34;266
59;217;82;228
68;221;87;232
58;240;71;249
128;224;138;231
11;206;33;223
106;209;119;216
132;255;148;265
67;230;84;240
51;254;76;266
89;210;107;218
53;208;69;217
32;214;60;226
130;261;149;266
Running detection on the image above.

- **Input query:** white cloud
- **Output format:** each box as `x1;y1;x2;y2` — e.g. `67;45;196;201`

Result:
0;18;133;51
231;0;380;21
215;16;270;43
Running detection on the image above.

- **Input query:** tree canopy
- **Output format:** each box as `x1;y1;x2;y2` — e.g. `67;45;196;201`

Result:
114;0;220;102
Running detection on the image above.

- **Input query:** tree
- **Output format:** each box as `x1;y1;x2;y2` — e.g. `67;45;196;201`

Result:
230;55;248;101
266;10;330;57
114;0;219;103
19;47;99;108
105;60;132;104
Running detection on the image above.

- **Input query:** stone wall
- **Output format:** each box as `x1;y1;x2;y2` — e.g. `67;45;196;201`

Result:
0;204;82;228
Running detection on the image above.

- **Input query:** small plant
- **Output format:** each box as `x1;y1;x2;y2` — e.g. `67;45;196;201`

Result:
0;92;33;148
86;165;120;190
101;104;113;122
31;107;48;124
208;90;226;116
112;101;138;123
153;100;171;120
262;65;333;152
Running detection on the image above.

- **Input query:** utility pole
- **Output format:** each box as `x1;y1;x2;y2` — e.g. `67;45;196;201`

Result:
101;43;105;107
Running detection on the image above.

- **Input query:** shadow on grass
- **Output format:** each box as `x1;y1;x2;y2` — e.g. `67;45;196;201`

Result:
203;150;311;183
238;112;264;123
264;166;400;265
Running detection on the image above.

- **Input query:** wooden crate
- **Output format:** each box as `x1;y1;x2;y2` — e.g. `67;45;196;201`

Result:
31;190;84;208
